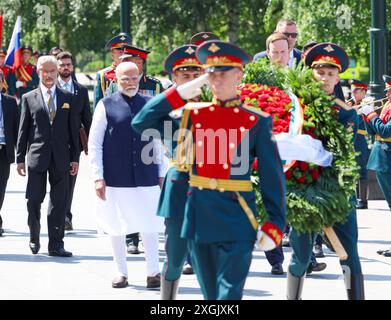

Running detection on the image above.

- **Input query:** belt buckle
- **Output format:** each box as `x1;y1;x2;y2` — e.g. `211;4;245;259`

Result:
208;178;218;190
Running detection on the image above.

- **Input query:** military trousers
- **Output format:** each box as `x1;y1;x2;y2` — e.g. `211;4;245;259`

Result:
188;240;254;300
162;216;189;281
375;171;391;210
289;208;362;277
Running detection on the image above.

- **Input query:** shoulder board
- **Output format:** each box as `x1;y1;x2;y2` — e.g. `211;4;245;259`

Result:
183;102;212;110
333;98;352;111
98;66;114;74
146;75;161;83
241;104;270;118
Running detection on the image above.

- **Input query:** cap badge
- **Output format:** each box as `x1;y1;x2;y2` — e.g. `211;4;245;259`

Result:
208;43;220;53
202;34;210;39
324;45;335;53
185;47;195;55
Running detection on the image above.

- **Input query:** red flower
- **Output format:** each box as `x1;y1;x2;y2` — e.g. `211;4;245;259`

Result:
310;168;319;181
299;161;309;172
297;176;306;184
285;170;293;180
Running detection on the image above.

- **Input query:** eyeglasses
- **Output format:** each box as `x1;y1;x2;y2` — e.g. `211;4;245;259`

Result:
283;32;298;39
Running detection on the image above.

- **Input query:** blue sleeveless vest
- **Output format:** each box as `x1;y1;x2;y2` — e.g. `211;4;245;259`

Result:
101;92;159;187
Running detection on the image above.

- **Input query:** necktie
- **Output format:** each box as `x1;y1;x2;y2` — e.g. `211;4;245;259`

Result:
63;82;71;93
47;89;56;123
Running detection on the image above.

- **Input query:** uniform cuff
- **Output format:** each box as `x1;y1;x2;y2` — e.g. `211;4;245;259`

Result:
164;86;186;110
261;221;283;246
366;112;378;121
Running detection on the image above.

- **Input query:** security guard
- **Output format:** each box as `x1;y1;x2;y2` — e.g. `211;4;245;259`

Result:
361;75;391;256
105;44;163;98
8;45;39;98
349;80;370;209
286;43;364;300
133;40;286;300
93;33;131;109
0;49;11;94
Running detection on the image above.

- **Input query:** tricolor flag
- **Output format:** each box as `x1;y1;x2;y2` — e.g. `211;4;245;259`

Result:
5;16;22;72
0;14;3;47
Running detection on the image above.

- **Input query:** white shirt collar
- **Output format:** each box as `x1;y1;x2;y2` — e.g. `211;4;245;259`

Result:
288;49;295;68
58;77;72;87
40;83;56;96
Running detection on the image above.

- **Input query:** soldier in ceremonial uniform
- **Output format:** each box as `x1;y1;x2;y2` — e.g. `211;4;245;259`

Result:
105;44;163;98
133;40;286;300
8;45;39;99
0;49;12;94
348;80;370;209
93;33;131;109
361;75;391;256
286;43;364;300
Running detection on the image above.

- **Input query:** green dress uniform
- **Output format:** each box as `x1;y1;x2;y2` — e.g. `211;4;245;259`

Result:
287;43;364;300
133;40;286;300
365;100;391;210
132;44;202;299
93;33;131;109
105;74;163;97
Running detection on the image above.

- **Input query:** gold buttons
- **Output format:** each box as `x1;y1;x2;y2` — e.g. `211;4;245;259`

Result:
234;107;240;113
223;163;229;169
219;188;225;193
250;115;256;121
240;126;246;132
209;106;215;111
194;109;199;115
195;123;201;128
229;143;235;149
197;141;203;147
198;162;204;168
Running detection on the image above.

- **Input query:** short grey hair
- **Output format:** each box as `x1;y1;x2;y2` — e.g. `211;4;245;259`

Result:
115;61;139;78
37;55;58;70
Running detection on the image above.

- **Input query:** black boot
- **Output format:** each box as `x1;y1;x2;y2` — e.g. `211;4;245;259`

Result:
356;180;368;209
287;271;305;300
161;277;180;300
346;274;365;300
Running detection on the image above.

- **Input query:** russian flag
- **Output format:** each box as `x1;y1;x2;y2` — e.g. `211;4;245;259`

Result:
5;16;22;72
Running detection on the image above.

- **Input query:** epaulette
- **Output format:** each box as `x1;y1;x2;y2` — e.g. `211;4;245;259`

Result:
241;104;270;118
146;75;162;84
98;66;114;74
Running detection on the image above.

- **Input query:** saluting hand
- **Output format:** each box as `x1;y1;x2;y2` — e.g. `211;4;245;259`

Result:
17;163;26;177
95;179;106;201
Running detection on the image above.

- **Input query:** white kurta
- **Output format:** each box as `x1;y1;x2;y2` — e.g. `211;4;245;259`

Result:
89;99;167;236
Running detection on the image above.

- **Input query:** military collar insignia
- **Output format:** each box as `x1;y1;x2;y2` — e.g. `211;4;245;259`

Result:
212;97;241;108
323;45;334;53
185;46;195;55
208;43;221;53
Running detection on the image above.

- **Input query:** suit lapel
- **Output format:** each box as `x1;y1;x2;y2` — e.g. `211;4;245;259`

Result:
34;88;51;123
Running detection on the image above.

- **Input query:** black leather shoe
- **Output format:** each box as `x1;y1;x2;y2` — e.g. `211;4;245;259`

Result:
29;242;40;254
49;248;73;257
0;227;4;237
127;244;140;254
356;200;368;210
182;263;194;275
307;262;327;274
314;244;325;258
147;273;161;289
383;250;391;257
112;275;128;288
271;263;284;275
377;249;387;255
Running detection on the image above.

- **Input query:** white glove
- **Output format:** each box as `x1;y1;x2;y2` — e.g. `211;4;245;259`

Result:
256;230;278;251
16;80;25;89
360;103;375;116
176;73;209;100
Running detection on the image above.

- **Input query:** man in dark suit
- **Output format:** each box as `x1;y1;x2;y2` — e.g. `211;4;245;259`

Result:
254;19;301;67
16;55;79;256
57;51;92;231
0;70;20;236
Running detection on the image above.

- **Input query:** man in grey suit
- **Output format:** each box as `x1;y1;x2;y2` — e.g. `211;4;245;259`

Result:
16;55;79;256
0;70;20;236
57;51;92;231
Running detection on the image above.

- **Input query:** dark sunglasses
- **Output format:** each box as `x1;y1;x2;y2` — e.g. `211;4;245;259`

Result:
283;32;298;38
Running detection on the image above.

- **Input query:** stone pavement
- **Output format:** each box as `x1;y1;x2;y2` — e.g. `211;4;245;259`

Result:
0;154;390;300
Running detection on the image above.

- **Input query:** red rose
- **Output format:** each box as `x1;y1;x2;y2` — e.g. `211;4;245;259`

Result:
285;170;293;180
310;168;319;181
297;176;306;184
299;161;309;171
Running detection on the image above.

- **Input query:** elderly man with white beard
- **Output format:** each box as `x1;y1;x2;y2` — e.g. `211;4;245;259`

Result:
88;61;167;289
